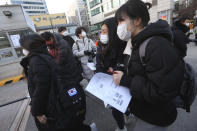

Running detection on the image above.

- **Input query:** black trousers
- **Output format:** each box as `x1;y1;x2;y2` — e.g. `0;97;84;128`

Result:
34;117;91;131
112;108;125;129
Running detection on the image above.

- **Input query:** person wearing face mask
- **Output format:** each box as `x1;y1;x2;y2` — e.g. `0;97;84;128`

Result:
96;17;127;131
72;27;97;81
20;34;98;131
171;17;191;58
113;0;184;131
20;34;59;131
58;26;75;48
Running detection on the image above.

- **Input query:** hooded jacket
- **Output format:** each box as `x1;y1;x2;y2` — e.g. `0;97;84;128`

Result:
120;20;184;126
171;21;190;58
20;46;58;117
52;33;83;84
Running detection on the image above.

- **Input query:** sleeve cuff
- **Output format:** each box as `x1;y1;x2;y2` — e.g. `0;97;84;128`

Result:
120;74;131;87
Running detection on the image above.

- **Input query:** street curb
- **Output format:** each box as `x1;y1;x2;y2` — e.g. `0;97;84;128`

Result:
9;97;30;131
0;75;24;87
18;105;31;131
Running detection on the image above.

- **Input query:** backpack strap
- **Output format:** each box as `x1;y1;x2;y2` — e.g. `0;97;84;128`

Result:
76;40;80;51
139;37;154;66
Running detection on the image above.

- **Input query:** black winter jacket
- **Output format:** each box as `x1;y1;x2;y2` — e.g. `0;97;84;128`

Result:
171;22;190;58
62;35;75;48
53;34;83;84
96;41;126;73
120;20;184;126
20;49;58;117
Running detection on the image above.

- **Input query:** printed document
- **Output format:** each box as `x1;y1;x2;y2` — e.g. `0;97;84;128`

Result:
86;73;132;113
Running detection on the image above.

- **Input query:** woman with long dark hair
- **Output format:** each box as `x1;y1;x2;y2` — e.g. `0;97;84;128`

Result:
113;0;184;131
96;17;127;131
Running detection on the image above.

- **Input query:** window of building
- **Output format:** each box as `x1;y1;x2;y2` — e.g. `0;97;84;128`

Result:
0;33;11;49
112;0;120;8
0;50;13;59
158;10;168;21
103;2;112;12
23;6;28;9
13;1;44;5
91;7;100;16
89;0;100;8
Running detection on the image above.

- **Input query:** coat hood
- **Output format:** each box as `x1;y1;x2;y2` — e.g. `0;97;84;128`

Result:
173;21;190;33
132;20;173;46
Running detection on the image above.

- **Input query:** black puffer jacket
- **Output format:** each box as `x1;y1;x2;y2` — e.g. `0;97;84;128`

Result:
120;20;184;126
62;35;75;48
53;34;83;84
20;49;58;117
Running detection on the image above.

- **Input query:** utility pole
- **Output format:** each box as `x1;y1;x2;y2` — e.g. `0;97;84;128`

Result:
49;17;55;33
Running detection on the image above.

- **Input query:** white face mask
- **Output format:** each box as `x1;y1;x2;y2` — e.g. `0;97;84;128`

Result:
100;34;109;44
23;49;29;56
81;31;87;37
117;23;131;41
63;31;68;36
185;23;190;27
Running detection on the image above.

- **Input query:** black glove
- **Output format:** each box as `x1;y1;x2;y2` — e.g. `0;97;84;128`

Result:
84;50;92;56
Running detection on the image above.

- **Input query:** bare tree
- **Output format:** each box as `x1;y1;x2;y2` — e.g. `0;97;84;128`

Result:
176;0;197;19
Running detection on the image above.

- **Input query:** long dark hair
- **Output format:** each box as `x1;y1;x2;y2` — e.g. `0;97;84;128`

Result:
99;17;123;58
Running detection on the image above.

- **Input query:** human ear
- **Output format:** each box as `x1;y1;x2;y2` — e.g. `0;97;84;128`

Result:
134;18;142;27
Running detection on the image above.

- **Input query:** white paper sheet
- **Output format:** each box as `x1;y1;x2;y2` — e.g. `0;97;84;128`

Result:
86;73;132;113
10;34;21;47
87;62;96;71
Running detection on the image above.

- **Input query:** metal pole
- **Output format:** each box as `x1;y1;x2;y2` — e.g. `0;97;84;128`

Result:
49;17;55;33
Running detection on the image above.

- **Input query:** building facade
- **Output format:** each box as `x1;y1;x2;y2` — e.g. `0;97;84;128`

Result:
86;0;127;33
66;0;89;29
86;0;174;33
10;0;48;16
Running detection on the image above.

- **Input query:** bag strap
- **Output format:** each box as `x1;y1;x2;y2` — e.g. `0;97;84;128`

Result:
139;37;154;66
76;40;80;51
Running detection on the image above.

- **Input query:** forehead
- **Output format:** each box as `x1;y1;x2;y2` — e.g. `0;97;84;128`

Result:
101;24;108;29
117;11;129;22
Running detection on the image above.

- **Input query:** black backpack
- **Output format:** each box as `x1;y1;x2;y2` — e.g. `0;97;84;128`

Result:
139;37;197;112
31;53;86;129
